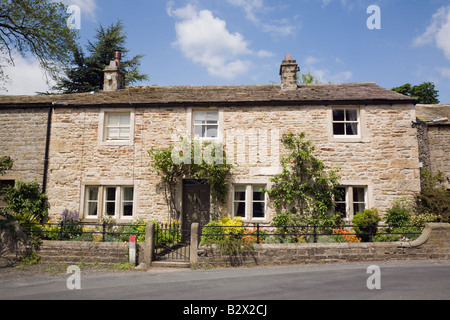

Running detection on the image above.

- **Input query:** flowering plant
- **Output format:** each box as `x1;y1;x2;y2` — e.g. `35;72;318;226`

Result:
331;227;361;243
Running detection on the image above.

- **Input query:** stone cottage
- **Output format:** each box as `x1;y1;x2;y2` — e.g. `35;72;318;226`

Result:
0;54;423;227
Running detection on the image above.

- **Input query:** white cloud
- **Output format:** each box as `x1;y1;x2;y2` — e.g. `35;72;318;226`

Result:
226;0;296;37
169;4;253;79
302;55;352;83
437;66;450;78
257;50;275;58
414;5;450;60
1;53;55;95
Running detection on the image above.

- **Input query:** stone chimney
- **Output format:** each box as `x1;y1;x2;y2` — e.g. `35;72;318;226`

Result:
279;54;299;90
103;51;125;91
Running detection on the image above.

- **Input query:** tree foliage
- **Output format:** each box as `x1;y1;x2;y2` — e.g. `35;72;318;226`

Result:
416;169;450;222
265;132;341;226
392;82;440;104
53;20;148;93
0;0;78;89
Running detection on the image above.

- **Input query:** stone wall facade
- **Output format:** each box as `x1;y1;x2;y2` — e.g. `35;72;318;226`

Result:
196;223;450;267
0;107;49;186
424;125;450;189
44;102;420;224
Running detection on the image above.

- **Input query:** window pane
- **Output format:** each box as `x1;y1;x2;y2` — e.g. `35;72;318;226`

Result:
252;202;265;218
253;187;264;201
119;128;130;139
123;202;133;216
107;128;119;139
234;186;246;200
206;125;218;138
335;203;346;217
106;187;116;201
353;203;365;215
106;202;115;215
333;123;345;135
234;202;246;217
123;187;134;201
353;188;365;202
334;187;345;202
88;187;99;201
333;109;345;121
346;109;358;121
107;114;120;126
119;114;130;126
346;123;358;135
206;112;218;121
194;112;206;121
194;125;204;137
88;202;98;216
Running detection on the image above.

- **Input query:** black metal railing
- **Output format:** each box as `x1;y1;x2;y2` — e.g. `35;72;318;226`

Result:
22;221;146;242
200;223;425;244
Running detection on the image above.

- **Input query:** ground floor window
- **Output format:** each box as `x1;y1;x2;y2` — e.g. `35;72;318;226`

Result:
334;186;367;222
84;185;134;220
233;184;266;221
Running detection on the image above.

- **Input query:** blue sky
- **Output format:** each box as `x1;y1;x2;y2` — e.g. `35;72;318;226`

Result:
3;0;450;103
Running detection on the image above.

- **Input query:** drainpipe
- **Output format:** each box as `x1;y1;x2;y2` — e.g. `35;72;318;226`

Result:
42;106;53;194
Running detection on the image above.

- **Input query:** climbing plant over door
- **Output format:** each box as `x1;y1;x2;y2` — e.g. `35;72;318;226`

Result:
148;139;232;223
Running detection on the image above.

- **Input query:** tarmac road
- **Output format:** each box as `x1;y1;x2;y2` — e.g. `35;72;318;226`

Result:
0;260;449;301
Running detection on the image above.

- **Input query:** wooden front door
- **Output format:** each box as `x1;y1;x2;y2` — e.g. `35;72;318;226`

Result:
182;179;211;231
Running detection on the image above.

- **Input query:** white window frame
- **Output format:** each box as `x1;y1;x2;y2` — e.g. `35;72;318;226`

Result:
193;110;219;139
332;107;361;138
233;184;266;221
82;184;136;220
85;186;100;218
328;106;367;142
98;108;135;146
187;108;223;142
334;185;368;222
102;186;134;219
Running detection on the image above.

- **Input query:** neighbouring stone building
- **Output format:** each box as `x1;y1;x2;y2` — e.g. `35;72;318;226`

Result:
415;104;450;190
1;54;441;228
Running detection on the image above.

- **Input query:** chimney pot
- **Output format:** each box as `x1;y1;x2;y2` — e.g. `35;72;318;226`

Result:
284;53;293;61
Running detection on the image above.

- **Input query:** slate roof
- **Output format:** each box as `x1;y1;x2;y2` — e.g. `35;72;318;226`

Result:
0;82;416;108
416;104;450;124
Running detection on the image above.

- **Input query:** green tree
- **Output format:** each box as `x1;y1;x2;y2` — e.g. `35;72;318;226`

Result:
265;132;341;226
392;82;440;104
0;0;78;89
53;20;148;93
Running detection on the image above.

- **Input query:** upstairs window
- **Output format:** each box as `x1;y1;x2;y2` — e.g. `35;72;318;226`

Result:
193;111;218;139
332;108;360;137
105;113;131;140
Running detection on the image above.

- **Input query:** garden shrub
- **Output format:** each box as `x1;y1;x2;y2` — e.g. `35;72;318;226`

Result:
352;208;381;242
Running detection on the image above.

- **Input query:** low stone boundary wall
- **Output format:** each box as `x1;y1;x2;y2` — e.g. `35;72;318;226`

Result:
194;223;450;267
